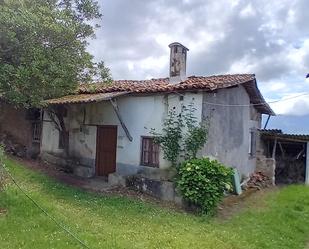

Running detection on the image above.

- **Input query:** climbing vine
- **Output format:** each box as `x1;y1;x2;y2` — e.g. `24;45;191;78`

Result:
151;102;209;166
151;107;183;166
183;103;209;160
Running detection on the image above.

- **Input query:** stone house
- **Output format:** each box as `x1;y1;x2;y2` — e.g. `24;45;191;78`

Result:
40;42;274;188
0;100;41;158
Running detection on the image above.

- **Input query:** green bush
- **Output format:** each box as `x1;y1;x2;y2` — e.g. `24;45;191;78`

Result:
177;157;233;214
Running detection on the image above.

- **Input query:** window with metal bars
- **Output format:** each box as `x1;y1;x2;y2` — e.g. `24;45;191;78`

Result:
140;137;159;167
249;129;257;157
32;121;41;143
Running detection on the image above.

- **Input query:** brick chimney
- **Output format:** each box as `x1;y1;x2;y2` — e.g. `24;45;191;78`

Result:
169;42;189;84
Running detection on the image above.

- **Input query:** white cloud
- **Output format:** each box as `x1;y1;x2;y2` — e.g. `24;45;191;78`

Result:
239;4;256;18
270;93;309;116
87;0;309;120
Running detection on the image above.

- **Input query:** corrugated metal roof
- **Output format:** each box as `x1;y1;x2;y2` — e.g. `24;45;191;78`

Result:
260;129;309;142
46;91;129;105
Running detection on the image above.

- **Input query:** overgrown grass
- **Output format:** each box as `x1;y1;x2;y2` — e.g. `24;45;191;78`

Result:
1;158;309;248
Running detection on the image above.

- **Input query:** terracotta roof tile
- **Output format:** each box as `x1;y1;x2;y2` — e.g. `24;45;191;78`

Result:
78;74;256;94
46;92;128;105
46;74;274;115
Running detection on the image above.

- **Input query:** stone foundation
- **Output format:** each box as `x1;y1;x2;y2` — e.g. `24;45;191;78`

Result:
73;165;95;178
256;155;275;185
126;175;180;202
109;167;182;204
41;152;68;168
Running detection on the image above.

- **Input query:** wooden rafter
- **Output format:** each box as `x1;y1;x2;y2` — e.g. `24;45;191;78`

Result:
109;98;133;142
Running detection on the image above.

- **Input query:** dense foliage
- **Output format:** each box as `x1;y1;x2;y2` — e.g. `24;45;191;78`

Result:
177;158;233;214
0;0;111;108
151;103;209;166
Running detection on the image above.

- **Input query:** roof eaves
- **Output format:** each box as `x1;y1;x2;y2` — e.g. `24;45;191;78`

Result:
45;91;129;105
243;79;275;115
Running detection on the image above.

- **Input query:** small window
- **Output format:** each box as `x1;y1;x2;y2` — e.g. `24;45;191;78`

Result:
26;108;41;121
32;121;41;143
249;130;256;157
58;132;64;149
141;137;159;167
58;131;68;149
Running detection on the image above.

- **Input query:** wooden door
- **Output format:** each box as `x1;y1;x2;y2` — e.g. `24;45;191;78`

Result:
96;126;117;176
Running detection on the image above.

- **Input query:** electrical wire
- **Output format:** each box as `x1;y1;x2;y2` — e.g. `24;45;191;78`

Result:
202;92;309;107
2;165;91;249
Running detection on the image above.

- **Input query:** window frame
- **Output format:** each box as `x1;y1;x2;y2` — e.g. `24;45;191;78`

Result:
249;129;257;157
31;121;42;143
58;131;65;150
140;136;159;168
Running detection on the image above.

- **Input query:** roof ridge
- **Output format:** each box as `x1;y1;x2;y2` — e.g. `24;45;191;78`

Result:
79;73;256;86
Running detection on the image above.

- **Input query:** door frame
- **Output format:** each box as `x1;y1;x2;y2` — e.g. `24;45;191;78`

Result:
95;125;118;176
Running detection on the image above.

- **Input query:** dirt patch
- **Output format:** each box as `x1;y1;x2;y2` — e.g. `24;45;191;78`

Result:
217;187;278;220
0;208;7;216
10;156;88;188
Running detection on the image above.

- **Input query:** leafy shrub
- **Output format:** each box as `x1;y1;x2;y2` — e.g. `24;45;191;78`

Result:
177;157;233;214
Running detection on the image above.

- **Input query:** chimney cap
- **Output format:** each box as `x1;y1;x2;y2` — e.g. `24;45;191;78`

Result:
168;42;189;51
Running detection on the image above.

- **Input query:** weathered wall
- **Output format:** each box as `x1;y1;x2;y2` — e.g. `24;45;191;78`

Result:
41;92;203;177
41;116;65;156
256;155;275;185
0;102;32;148
201;86;261;177
41;87;262;178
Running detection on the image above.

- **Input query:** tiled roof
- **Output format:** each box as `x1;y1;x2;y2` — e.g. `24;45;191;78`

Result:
46;92;129;105
78;74;256;94
260;129;309;142
46;74;274;115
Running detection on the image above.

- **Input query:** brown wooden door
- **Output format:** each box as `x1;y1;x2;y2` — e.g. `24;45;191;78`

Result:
96;126;117;176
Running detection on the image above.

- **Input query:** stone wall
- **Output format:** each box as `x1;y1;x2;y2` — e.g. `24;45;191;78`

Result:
256;155;275;185
0;102;32;148
0;102;40;157
108;167;182;204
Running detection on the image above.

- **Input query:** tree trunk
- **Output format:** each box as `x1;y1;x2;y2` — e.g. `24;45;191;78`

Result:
47;106;69;156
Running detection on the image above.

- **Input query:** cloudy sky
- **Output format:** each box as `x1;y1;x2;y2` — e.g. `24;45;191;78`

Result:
88;0;309;132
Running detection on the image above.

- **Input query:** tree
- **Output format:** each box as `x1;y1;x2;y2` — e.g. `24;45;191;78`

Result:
0;0;111;156
0;0;111;108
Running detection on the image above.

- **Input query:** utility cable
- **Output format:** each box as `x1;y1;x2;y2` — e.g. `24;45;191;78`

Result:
202;92;309;107
1;164;91;249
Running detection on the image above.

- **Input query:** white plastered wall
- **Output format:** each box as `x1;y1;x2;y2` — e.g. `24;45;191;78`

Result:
40;92;203;174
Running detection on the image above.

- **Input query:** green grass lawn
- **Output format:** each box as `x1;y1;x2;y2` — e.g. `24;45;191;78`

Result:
1;158;309;249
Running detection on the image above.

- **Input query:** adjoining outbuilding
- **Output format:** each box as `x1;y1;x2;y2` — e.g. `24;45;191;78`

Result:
0;100;42;158
259;129;309;185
